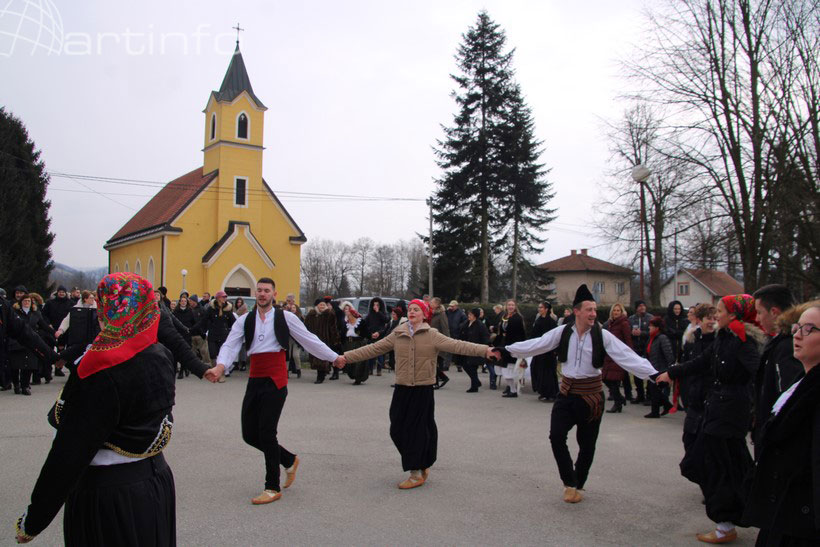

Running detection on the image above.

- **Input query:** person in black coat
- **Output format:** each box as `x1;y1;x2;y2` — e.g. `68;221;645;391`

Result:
658;294;764;544
493;300;527;398
0;297;58;392
665;300;689;363
751;284;804;457
743;301;820;546
8;296;55;395
460;308;490;392
194;291;235;361
644;316;675;418
172;294;197;345
361;297;389;376
678;303;717;487
530;301;558;401
42;285;73;335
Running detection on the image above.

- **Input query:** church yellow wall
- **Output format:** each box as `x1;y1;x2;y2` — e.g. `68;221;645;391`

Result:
108;237;162;287
203;93;264;175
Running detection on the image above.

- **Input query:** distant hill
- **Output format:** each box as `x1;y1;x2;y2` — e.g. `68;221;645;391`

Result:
49;263;108;293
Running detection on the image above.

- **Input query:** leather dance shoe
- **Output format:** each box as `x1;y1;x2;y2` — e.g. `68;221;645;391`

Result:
563;487;583;503
283;457;299;489
398;475;425;489
22;388;31;396
466;387;478;393
502;392;518;398
696;529;737;543
644;412;660;418
251;489;281;505
606;404;623;413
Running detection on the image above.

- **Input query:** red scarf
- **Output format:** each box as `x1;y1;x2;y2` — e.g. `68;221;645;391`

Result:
78;273;159;379
721;294;758;342
646;329;660;355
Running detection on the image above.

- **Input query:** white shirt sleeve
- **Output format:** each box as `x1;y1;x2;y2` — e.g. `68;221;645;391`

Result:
601;329;657;379
506;326;564;358
285;311;339;363
215;313;248;372
58;313;71;333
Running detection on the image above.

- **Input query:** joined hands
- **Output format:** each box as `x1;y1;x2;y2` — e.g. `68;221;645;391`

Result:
203;364;224;383
333;356;346;369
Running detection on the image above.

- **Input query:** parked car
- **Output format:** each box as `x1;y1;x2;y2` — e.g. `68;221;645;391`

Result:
335;296;402;316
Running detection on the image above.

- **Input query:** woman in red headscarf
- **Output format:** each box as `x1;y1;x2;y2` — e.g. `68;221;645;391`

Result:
15;273;178;546
339;299;498;489
657;294;766;544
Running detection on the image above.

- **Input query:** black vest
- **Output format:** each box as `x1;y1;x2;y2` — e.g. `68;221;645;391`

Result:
66;307;97;347
556;322;607;369
243;307;290;356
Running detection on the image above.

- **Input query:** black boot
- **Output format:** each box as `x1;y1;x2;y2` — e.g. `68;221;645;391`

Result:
330;369;339;380
606;402;623;413
315;371;326;384
54;368;65;377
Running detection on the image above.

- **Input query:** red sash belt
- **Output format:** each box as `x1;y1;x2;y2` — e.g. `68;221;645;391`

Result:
249;352;288;388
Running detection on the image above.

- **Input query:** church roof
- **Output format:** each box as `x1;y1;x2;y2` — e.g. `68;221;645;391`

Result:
106;167;217;247
105;167;306;248
212;44;265;109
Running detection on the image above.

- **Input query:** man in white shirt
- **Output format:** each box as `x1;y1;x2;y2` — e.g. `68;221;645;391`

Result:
211;278;339;505
496;285;658;504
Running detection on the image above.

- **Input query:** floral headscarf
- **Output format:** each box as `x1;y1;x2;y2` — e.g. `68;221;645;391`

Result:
77;273;160;379
721;294;757;342
408;299;431;322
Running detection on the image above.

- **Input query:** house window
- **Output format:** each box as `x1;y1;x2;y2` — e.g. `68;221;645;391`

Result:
237;113;248;139
678;282;690;296
616;282;625;295
210;113;216;140
593;281;605;294
235;177;247;206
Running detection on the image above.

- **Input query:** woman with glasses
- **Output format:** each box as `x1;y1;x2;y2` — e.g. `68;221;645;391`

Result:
743;300;820;545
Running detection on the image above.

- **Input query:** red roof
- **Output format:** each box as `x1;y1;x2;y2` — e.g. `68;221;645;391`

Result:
684;268;744;296
107;167;217;244
538;250;635;275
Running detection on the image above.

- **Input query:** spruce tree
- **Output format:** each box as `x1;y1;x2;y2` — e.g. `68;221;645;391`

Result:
432;11;514;302
0;107;55;294
495;84;555;300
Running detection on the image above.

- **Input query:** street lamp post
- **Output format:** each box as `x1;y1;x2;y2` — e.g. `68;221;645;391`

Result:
631;165;651;302
181;269;188;292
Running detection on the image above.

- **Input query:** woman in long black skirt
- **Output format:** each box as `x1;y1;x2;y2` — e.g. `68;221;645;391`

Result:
15;273;180;546
340;299;496;489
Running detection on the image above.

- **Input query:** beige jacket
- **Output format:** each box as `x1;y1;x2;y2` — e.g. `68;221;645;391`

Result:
343;321;488;386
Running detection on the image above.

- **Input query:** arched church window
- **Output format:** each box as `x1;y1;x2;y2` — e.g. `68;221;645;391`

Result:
210;113;216;140
147;258;155;286
237;113;248;139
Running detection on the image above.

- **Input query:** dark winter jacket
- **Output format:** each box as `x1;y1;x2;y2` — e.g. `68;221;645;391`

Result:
668;325;764;438
646;332;674;374
494;313;526;364
195;300;235;345
8;304;54;371
361;297;389;342
680;328;716;433
446;307;468;340
0;299;56;368
628;312;653;357
530;314;558;370
305;308;341;371
158;304;209;378
460;319;490;367
602;315;632;382
743;364;820;540
42;295;74;332
665;301;689;362
752;332;803;453
172;305;197;345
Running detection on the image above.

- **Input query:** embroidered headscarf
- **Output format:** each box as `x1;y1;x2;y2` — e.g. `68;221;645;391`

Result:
77;273;160;379
721;294;757;342
408;299;431;322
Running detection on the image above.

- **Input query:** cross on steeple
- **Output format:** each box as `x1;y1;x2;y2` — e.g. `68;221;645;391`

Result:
232;23;244;45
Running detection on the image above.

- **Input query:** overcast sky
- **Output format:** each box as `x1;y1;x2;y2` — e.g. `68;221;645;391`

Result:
1;0;648;269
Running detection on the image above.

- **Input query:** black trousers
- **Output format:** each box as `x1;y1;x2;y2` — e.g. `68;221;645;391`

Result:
241;378;296;491
549;393;602;489
622;376;633;400
633;376;646;399
11;368;30;389
648;381;671;414
463;364;480;389
64;453;175;547
390;385;437;471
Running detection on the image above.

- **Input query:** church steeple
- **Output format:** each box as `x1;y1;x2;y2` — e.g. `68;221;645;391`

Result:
214;43;266;109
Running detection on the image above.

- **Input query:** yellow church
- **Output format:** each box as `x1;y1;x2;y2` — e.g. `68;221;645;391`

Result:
105;44;305;301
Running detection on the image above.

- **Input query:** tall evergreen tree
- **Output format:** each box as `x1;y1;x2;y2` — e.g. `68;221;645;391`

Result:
432;11;514;302
0;108;54;294
495;84;555;300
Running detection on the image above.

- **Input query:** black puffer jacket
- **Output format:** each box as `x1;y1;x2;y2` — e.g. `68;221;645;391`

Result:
665;300;689;362
647;332;674;373
196;300;235;345
42;295;74;331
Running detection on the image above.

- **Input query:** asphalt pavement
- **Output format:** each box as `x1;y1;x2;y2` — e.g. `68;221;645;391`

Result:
0;367;759;546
